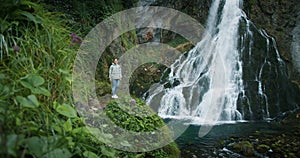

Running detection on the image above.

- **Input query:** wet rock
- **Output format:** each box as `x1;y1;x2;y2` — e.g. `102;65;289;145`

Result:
256;144;270;153
232;141;255;156
244;0;300;83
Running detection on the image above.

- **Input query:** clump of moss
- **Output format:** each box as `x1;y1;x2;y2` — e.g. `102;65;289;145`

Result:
232;141;254;156
256;144;270;153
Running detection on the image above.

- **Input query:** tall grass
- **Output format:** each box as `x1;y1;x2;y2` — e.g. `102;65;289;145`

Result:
0;1;180;157
0;1;86;157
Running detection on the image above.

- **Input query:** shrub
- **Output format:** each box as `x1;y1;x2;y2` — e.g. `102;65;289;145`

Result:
104;97;180;157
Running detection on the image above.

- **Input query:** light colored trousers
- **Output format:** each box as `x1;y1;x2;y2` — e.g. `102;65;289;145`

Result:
112;79;120;96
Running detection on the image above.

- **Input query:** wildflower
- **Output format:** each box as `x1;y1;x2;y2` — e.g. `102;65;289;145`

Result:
130;99;136;104
101;105;106;110
13;45;20;52
70;32;82;45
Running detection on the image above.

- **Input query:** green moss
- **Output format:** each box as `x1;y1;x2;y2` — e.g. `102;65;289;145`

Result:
166;35;189;48
286;153;297;158
161;142;181;158
233;141;254;156
220;140;225;146
256;144;270;153
291;80;300;89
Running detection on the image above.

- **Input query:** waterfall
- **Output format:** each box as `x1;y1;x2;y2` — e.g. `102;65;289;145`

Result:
145;0;299;123
146;0;244;124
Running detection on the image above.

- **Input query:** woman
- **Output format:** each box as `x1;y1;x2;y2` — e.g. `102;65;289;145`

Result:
109;58;122;98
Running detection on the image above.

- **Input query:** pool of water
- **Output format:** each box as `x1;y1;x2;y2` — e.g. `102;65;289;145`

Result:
173;121;291;157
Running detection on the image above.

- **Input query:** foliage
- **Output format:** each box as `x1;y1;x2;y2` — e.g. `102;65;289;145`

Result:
0;0;83;157
104;97;180;157
95;81;111;96
0;0;42;60
42;0;139;35
0;0;113;157
0;1;181;157
105;97;165;132
166;35;189;48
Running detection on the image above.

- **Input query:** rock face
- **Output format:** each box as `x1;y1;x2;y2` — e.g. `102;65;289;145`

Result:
237;19;300;119
243;0;300;82
239;0;300;119
152;0;211;25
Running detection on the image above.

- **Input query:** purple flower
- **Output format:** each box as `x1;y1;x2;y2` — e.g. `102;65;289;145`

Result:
83;105;89;110
13;45;20;52
101;105;106;110
130;99;136;104
70;32;82;45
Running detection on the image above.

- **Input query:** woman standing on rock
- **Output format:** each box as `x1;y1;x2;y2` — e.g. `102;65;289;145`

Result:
109;58;122;98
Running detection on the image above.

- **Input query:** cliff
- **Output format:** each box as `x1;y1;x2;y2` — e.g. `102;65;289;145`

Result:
243;0;300;83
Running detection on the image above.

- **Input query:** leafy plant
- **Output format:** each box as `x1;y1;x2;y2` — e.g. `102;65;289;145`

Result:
0;0;45;60
105;98;164;132
103;97;180;157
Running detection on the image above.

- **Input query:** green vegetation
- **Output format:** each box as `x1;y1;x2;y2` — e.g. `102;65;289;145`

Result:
106;98;165;132
166;35;189;48
43;0;139;35
104;97;180;157
95;81;111;96
232;141;254;156
0;0;180;157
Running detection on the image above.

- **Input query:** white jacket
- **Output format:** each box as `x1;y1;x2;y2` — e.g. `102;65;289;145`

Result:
109;63;122;80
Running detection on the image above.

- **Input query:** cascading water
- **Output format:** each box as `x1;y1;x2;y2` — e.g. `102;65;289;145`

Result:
146;0;244;123
145;0;299;123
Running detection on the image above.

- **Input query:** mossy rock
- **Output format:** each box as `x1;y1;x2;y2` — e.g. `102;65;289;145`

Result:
256;144;270;153
233;141;254;156
161;142;181;158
